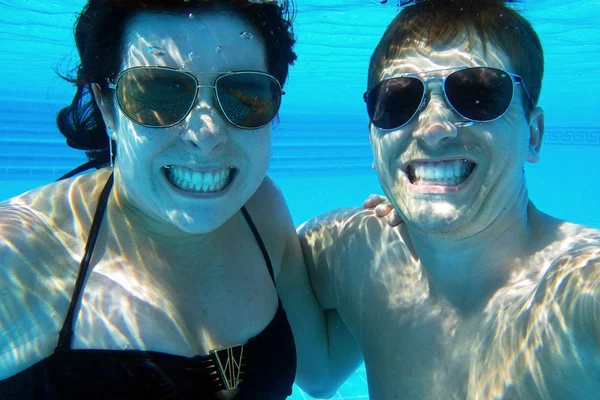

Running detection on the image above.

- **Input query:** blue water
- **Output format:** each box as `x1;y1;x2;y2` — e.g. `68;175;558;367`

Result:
0;1;598;398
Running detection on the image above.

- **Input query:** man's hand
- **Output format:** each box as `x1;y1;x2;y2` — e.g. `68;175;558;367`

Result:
363;194;402;227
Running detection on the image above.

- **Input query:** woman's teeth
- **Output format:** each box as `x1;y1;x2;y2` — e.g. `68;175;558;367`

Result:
407;160;475;186
164;166;233;193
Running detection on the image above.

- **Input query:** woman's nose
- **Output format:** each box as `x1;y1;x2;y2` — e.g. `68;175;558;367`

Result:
179;93;229;153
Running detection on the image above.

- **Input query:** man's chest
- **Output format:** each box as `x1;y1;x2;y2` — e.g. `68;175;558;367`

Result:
353;282;599;399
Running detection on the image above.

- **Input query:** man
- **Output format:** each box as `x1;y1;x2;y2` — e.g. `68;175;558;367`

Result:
298;0;600;398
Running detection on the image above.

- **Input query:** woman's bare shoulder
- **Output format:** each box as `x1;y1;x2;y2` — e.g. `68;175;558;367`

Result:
242;176;297;275
0;172;113;377
0;168;111;321
9;168;111;222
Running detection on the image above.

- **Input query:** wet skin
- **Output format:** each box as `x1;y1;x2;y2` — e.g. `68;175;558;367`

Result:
300;35;600;399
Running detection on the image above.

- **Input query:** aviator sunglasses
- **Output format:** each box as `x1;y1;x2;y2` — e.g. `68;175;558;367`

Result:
107;66;283;129
364;66;532;130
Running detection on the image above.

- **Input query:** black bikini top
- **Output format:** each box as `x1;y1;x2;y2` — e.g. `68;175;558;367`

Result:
0;173;297;399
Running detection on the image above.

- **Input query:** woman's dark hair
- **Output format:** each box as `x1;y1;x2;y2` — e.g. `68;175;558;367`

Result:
57;0;297;168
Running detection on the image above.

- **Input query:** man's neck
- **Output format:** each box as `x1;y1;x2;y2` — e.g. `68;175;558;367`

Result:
407;195;536;313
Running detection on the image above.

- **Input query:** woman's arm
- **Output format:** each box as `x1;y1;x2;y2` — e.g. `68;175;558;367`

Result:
249;178;362;398
0;201;68;380
277;221;363;398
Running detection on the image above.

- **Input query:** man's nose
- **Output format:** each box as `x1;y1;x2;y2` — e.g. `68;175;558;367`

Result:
411;92;459;148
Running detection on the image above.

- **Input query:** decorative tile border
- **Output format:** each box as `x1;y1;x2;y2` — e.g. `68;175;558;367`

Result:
544;127;600;145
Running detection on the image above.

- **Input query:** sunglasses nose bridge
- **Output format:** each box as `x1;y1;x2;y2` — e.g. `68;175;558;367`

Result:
185;85;228;123
192;84;217;106
412;86;459;147
414;82;453;119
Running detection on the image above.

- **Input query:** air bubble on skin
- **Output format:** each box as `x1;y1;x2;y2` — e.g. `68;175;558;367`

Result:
240;31;254;40
215;45;223;53
147;46;166;56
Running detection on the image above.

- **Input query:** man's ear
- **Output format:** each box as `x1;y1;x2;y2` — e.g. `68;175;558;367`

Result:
91;83;116;138
527;107;544;163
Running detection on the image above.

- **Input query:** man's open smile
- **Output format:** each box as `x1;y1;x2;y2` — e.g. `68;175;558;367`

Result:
406;159;476;187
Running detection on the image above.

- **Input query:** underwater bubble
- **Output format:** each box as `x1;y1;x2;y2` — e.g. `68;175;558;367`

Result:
188;12;195;19
454;121;474;128
188;52;198;61
215;45;223;53
147;46;166;56
240;31;254;40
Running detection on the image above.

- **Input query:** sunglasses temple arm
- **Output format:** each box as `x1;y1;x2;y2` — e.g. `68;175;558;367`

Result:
515;77;534;109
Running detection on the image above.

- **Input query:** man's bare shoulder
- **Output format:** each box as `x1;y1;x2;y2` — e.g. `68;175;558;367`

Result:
298;207;395;244
528;221;600;336
540;221;600;275
297;207;411;278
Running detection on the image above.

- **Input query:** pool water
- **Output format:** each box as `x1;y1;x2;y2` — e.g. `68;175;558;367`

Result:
1;1;599;399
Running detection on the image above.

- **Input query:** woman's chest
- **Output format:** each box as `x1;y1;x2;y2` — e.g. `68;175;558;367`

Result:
67;231;280;356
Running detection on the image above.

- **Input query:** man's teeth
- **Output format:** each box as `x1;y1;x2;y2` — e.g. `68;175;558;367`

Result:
407;160;475;186
165;166;232;193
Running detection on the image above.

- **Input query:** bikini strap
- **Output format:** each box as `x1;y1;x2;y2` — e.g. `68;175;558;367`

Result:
56;172;114;351
240;206;275;283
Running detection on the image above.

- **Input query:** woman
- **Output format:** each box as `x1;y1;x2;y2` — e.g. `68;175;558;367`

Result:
0;0;353;398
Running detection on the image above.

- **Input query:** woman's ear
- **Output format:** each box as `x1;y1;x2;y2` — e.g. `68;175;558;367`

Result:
527;107;544;163
91;83;116;138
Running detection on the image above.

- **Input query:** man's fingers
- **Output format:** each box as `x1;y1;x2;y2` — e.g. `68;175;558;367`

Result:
375;203;393;217
386;211;402;227
363;194;387;209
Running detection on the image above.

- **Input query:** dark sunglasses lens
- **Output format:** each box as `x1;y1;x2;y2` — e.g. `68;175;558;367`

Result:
116;68;197;127
445;67;514;121
366;77;424;130
216;73;281;129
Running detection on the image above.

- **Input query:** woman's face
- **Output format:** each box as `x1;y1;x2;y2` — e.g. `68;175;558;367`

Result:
101;10;272;236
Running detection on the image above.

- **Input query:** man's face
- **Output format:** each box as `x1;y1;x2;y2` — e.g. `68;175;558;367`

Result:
369;34;543;236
